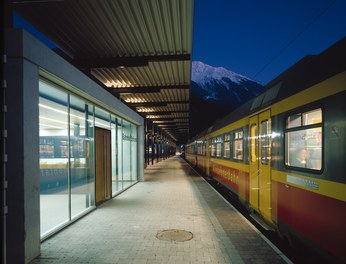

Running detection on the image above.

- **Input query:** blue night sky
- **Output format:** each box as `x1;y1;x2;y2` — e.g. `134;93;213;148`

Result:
192;0;346;85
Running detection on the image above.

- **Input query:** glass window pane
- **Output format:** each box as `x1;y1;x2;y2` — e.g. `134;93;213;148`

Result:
122;120;132;188
261;120;271;164
285;108;323;171
224;134;231;141
39;81;69;237
111;116;119;195
211;144;216;157
117;118;123;190
303;108;322;125
216;143;222;157
223;142;230;158
95;107;110;129
233;130;243;160
233;139;243;160
250;124;257;163
286;114;301;128
131;123;137;183
285;127;322;170
69;95;95;218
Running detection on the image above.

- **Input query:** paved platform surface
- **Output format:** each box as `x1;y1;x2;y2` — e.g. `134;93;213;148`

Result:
31;156;290;264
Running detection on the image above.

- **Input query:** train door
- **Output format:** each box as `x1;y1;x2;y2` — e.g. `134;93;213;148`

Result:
95;127;111;204
206;139;211;176
249;110;272;222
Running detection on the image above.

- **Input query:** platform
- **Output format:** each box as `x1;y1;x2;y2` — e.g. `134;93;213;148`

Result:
31;156;291;264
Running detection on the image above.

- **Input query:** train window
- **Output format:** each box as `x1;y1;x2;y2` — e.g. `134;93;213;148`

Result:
216;143;222;157
190;144;196;155
223;134;231;158
196;141;204;155
303;109;322;125
261;120;271;164
250;124;257;163
208;139;212;157
215;136;222;158
233;130;243;160
211;141;216;157
285;108;322;171
286;113;302;128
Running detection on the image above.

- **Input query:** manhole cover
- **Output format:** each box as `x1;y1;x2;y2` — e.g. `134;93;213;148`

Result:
156;229;193;242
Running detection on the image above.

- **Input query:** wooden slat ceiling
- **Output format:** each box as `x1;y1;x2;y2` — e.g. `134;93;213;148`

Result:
13;0;194;144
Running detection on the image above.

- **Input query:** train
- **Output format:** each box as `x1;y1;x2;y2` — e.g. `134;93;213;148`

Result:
185;37;346;263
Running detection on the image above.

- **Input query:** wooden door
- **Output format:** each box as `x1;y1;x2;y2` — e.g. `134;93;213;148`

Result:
95;128;111;204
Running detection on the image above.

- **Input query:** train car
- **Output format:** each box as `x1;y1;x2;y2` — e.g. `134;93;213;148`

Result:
186;37;346;263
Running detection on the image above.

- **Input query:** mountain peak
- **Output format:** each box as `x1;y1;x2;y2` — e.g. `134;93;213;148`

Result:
192;61;249;84
190;61;264;136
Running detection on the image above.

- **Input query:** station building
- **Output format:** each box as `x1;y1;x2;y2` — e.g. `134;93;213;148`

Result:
2;1;194;263
5;28;145;263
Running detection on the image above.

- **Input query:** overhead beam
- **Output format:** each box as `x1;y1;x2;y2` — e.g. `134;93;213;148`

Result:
161;129;187;132
148;117;189;120
128;102;168;107
165;100;190;104
153;120;189;123
110;84;189;94
140;111;189;115
157;121;190;124
128;100;189;107
112;87;161;94
153;121;186;124
157;124;189;127
149;117;177;121
74;54;191;69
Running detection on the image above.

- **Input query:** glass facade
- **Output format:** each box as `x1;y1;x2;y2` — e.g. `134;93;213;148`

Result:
69;95;95;218
39;78;139;238
39;82;70;236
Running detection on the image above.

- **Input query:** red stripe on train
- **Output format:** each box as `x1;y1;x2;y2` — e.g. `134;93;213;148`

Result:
210;162;249;201
273;180;346;262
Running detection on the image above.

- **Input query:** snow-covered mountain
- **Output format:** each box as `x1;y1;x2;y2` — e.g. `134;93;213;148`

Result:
192;61;250;85
190;61;264;136
191;61;264;107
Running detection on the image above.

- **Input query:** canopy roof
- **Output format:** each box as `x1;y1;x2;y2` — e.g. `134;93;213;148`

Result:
14;0;194;143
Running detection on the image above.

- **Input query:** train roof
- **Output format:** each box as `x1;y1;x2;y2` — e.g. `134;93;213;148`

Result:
262;36;346;110
188;37;346;143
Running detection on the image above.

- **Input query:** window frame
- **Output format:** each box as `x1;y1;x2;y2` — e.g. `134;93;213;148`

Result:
260;119;271;165
284;107;323;173
232;129;244;161
211;138;216;157
223;133;231;159
215;136;223;158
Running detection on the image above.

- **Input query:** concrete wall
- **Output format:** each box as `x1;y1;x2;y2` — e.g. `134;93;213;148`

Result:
5;28;144;263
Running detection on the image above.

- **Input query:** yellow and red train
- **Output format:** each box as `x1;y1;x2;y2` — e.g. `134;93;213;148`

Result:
186;38;346;263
